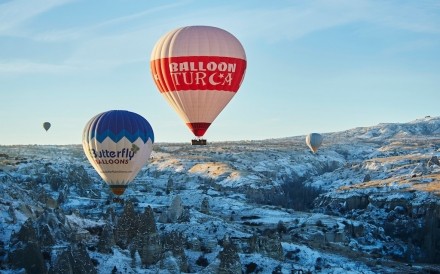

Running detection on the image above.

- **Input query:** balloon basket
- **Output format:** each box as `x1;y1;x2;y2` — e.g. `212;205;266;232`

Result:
191;139;207;145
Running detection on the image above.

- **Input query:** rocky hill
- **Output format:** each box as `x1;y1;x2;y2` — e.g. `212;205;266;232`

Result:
1;116;440;273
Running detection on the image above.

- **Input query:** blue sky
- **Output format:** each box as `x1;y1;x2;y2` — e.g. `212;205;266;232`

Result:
1;0;439;145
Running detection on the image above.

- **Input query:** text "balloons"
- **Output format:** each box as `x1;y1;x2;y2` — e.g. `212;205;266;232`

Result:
82;110;154;195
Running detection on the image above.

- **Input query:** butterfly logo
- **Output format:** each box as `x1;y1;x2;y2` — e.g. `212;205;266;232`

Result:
131;144;140;154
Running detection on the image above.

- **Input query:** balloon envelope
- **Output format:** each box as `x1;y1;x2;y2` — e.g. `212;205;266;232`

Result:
43;122;51;131
150;25;247;138
306;133;323;153
82;110;154;195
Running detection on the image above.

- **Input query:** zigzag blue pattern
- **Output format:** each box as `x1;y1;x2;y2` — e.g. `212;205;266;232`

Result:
84;110;155;145
93;129;154;144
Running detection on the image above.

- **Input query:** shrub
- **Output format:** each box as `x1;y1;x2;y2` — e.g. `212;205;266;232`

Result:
196;256;209;267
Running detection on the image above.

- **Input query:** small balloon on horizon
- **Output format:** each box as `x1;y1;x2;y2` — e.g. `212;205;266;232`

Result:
43;122;51;132
306;133;323;153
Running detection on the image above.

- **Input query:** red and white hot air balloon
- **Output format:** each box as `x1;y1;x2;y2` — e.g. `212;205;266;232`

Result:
150;26;247;144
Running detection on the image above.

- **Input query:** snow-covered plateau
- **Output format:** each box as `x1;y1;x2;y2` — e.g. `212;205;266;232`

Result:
1;116;440;273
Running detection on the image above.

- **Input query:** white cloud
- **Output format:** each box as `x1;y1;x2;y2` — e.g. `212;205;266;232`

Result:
197;0;440;43
0;60;76;74
32;1;190;42
0;0;74;35
2;0;439;75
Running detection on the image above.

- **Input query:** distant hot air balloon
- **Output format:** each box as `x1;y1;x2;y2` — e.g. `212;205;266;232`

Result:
82;110;154;195
150;25;247;144
43;122;51;131
306;133;323;153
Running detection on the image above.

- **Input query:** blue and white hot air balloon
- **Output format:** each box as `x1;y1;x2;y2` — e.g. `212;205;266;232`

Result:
82;110;154;195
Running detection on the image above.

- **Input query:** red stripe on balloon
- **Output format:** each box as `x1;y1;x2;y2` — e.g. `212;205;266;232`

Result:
186;122;211;137
151;56;246;93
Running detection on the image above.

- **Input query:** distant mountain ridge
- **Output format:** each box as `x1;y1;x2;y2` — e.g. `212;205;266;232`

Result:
274;116;440;144
344;116;440;140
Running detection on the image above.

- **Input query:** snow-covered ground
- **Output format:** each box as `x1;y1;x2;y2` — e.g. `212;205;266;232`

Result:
1;116;440;273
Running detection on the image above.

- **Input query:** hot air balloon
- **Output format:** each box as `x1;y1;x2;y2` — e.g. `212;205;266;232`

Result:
43;122;51;131
150;25;247;145
82;110;154;195
306;133;323;153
